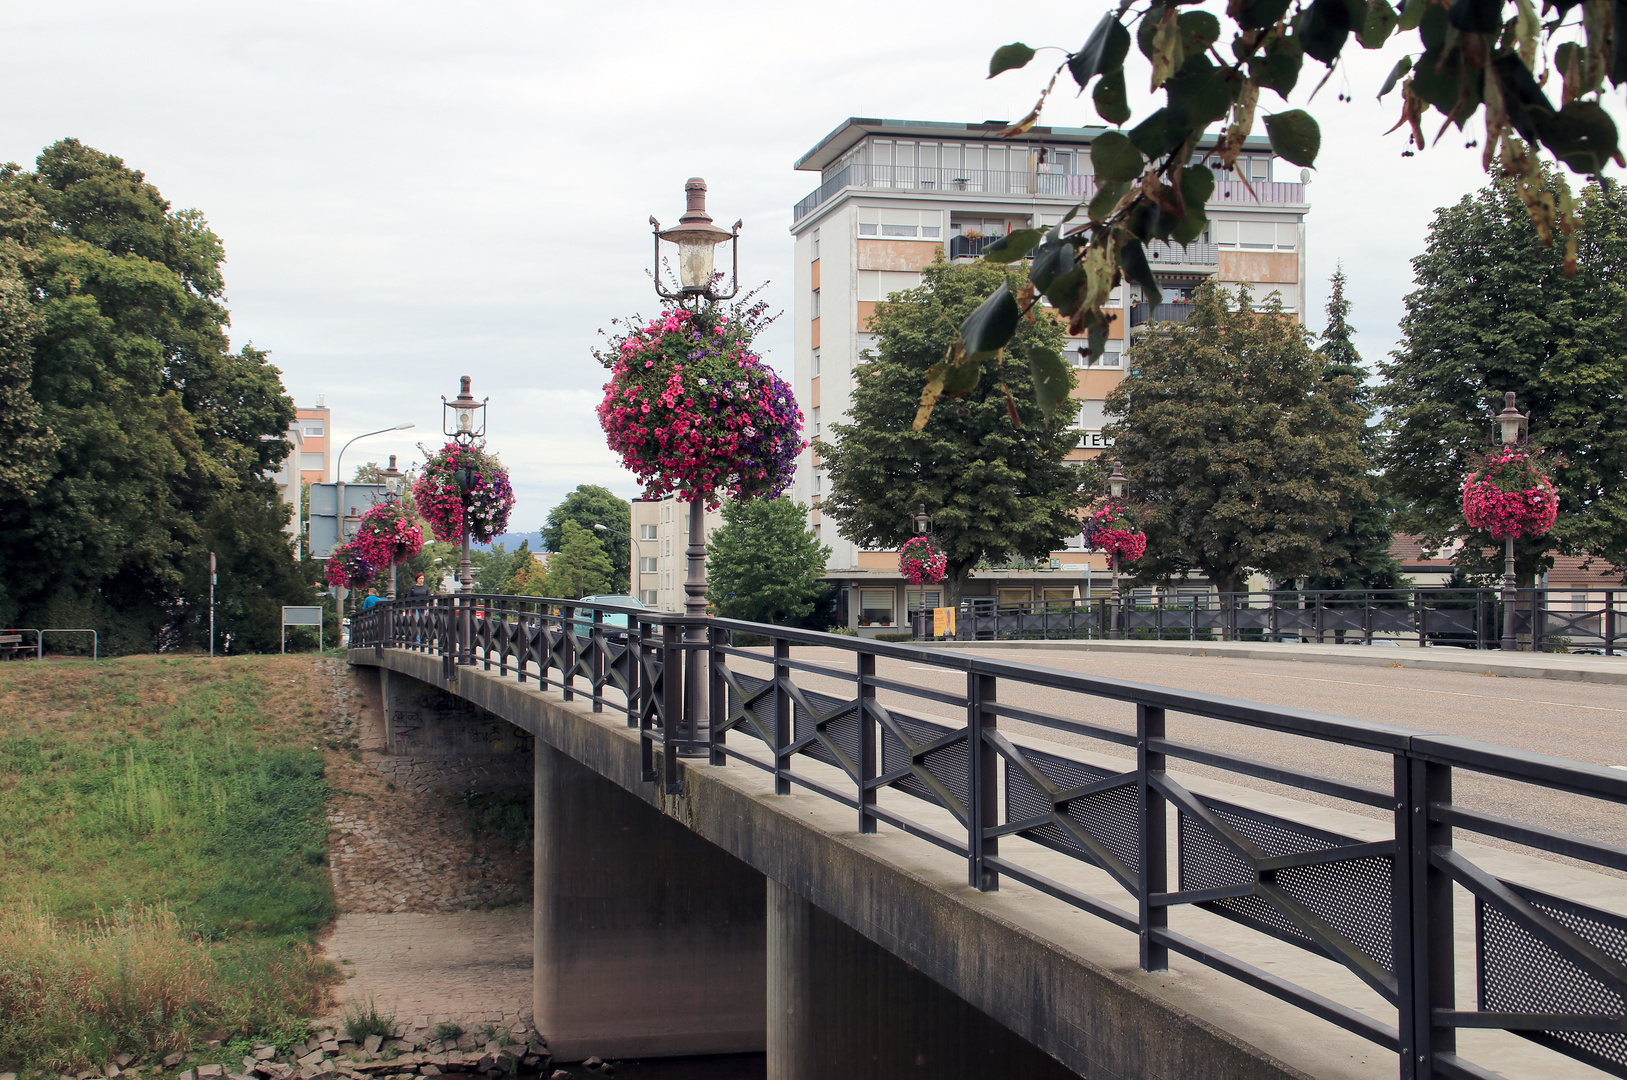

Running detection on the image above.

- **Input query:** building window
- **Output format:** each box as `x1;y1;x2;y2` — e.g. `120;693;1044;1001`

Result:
641;590;659;606
859;222;878;235
812;407;821;437
811;289;820;319
813;473;822;495
299;452;325;472
303;424;324;437
811;229;819;260
881;223;917;237
859;589;895;626
639;557;658;574
1075;344;1122;368
906;590;942;613
640;524;657;540
812;348;820;376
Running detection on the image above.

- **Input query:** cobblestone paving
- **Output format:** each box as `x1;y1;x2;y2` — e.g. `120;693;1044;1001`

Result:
316;660;535;1033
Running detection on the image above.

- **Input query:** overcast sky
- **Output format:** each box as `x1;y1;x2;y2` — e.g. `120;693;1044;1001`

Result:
5;2;1614;527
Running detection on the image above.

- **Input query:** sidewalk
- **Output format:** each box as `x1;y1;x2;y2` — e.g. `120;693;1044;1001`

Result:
921;637;1627;685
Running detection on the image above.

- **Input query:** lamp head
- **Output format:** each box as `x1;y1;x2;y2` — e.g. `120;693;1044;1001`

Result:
1108;459;1128;499
443;374;488;445
914;503;930;534
1495;391;1528;446
382;454;404;498
655;178;739;299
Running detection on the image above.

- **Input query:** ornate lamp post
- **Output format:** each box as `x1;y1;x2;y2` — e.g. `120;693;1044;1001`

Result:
443;376;487;667
380;455;405;600
1107;459;1128;640
651;179;741;749
1495;392;1528;653
913;504;931;637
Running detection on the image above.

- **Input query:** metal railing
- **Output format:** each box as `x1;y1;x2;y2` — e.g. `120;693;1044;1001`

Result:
793;167;1307;222
1128;301;1199;327
1144;239;1220;265
352;595;1627;1080
955;588;1627;654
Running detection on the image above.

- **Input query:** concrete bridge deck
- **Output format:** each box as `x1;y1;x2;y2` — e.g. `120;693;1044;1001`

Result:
349;644;1625;1080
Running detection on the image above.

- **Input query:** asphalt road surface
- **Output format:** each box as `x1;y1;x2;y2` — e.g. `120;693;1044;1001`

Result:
756;646;1627;857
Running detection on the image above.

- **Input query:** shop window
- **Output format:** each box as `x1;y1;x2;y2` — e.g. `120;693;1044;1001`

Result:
859;589;895;626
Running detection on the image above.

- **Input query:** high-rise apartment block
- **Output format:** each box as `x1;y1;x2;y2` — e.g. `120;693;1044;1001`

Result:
788;118;1309;633
296;398;331;484
629;497;724;612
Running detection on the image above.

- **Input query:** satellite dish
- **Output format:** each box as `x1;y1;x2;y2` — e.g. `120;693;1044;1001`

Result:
1300;168;1312;184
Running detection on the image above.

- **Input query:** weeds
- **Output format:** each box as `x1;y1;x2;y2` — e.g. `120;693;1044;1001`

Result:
341;998;396;1042
432;1023;464;1043
461;788;532;846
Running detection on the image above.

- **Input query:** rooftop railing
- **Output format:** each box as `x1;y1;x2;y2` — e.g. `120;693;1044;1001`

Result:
355;595;1627;1080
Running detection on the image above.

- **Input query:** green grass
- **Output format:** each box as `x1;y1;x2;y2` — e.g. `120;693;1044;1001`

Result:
341;997;396;1042
0;656;341;1072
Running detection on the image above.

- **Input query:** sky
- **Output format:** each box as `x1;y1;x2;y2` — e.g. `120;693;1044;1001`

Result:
4;1;1615;528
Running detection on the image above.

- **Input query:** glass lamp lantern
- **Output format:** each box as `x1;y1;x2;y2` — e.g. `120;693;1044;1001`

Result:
443;375;487;447
1108;459;1128;500
652;177;741;304
1495;391;1528;446
381;454;404;501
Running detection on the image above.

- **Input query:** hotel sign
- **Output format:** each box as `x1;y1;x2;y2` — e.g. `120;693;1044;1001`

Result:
1079;431;1116;449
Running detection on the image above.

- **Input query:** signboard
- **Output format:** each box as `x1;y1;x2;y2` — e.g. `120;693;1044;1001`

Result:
932;606;957;638
1078;431;1116;450
281;605;326;653
308;482;387;558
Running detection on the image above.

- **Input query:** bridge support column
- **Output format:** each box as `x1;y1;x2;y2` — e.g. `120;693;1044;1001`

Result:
533;743;766;1061
766;881;1079;1080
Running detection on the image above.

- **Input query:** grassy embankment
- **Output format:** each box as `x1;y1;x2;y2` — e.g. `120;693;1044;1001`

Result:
0;655;341;1072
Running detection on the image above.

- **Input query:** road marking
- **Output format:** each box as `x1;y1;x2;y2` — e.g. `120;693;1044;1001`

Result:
1240;671;1627;715
1611;765;1627;772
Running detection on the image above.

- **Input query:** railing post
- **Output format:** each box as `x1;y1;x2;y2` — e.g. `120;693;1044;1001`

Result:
1137;704;1168;971
773;636;792;796
1396;753;1455;1079
858;651;877;834
709;624;727;765
638;620;656;780
589;606;606;712
626;615;642;729
662;620;683;795
1415;589;1424;648
559;603;576;702
967;666;998;892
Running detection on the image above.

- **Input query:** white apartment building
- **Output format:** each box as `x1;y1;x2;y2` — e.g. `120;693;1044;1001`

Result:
629;496;724;612
788;117;1310;634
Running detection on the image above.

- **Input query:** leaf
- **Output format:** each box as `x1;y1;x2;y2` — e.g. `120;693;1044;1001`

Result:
1027;346;1073;419
1069;16;1132;87
1298;0;1354;64
1029;237;1075;293
1043;266;1087;314
1088;178;1132;220
959;282;1021;360
989;43;1036;78
1378;54;1412;97
1613;0;1627;85
1166;56;1239;127
1236;0;1294;30
1534;99;1620;173
1181;163;1216;208
983;228;1045;263
1222;80;1259;167
1091;131;1145;181
1087;321;1110;364
1447;0;1503;32
1094;68;1132;123
1398;0;1429;30
1264;109;1321;165
1360;0;1399;47
943;358;983;395
1150;9;1185;89
1118;238;1164;307
1178;10;1223;54
1250;36;1304;98
1171;205;1209;244
1129;108;1187;157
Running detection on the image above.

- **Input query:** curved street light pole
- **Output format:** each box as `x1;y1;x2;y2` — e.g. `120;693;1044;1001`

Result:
333;422;415;619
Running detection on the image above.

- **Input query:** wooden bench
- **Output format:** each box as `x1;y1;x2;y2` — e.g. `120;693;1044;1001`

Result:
0;633;26;660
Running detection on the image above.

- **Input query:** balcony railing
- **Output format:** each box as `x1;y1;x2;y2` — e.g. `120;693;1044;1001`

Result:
948;234;1002;259
1128;301;1198;327
1143;239;1219;266
794;167;1306;222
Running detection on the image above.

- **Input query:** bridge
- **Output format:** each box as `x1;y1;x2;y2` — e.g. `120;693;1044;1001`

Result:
348;595;1627;1080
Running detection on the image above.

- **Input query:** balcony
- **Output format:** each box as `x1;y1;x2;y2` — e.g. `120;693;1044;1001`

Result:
1128;301;1197;327
948;234;1002;260
1143;239;1218;268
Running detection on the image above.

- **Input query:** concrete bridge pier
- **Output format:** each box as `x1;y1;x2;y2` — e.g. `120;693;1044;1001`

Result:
766;881;1079;1080
532;742;767;1061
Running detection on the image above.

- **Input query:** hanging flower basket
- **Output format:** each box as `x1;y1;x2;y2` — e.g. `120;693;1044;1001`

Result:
1083;500;1147;562
354;500;424;568
596;305;804;509
898;536;948;585
325;541;375;589
1461;446;1558;540
412;442;515;544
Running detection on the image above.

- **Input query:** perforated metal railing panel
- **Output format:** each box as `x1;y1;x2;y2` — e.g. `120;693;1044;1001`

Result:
1179;796;1396;973
1478;882;1627;1077
882;713;966;809
1004;745;1140;875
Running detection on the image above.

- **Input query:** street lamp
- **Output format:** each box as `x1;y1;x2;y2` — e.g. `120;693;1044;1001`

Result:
651;178;741;753
1496;392;1528;652
651;178;741;306
442;376;488;597
381;455;405;600
333;421;415;615
913;504;931;638
1107;459;1128;640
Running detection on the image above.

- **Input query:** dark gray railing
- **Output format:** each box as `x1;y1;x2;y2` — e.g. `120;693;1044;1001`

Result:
954;588;1627;654
352;596;1627;1080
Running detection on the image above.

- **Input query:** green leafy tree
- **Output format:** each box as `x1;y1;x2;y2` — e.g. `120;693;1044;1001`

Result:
0;140;305;653
543;520;613;599
815;260;1086;607
476;540;534;593
916;1;1624;421
1104;282;1372;593
543;485;632;593
706;498;832;626
1378;176;1627;583
1297;267;1405;591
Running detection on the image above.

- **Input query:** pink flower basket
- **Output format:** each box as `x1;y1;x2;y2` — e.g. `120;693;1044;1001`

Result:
412;442;515;544
1461;446;1558;540
325;541;375;589
596;305;803;509
898;536;948;585
354;501;424;568
1082;501;1147;562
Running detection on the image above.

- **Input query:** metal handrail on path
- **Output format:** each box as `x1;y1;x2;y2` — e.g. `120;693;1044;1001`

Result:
954;587;1627;655
353;595;1627;1080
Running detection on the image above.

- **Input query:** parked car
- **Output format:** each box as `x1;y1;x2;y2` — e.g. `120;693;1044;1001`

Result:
570;595;648;642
